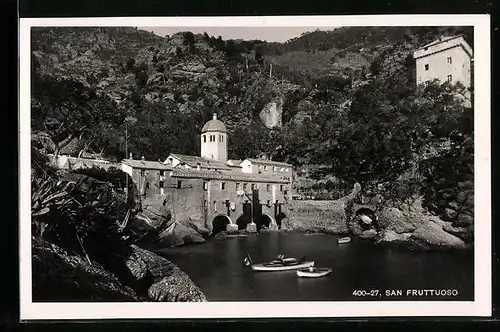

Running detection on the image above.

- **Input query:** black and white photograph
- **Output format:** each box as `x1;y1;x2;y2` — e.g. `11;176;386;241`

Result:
19;15;491;319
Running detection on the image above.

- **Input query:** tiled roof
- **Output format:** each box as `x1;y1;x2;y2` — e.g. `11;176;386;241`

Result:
421;35;459;49
171;168;290;183
122;159;173;170
244;158;293;167
168;153;231;170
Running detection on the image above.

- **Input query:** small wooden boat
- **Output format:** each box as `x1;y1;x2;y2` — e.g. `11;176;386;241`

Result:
245;253;315;272
251;260;315;272
338;236;351;244
297;267;332;278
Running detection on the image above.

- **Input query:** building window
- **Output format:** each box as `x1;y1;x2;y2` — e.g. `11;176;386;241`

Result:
251;183;255;190
159;181;164;188
204;200;208;209
280;167;284;172
264;165;268;170
203;135;206;142
273;166;277;171
267;200;271;206
267;184;271;192
140;169;145;176
221;182;226;190
159;170;165;176
424;64;429;71
203;181;208;191
213;200;217;212
177;180;182;189
285;168;289;172
243;183;247;190
447;57;452;64
280;185;283;191
447;74;452;82
236;183;240;191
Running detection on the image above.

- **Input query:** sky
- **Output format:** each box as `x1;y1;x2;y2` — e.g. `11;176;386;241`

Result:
139;26;338;43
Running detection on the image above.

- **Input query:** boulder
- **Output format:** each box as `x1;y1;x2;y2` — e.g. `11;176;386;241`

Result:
376;230;412;245
441;208;458;221
359;229;377;239
32;239;140;302
173;223;206;245
429;216;447;227
443;223;473;243
141;205;172;229
226;223;239;234
453;213;474;227
130;245;207;302
378;207;421;234
411;222;466;250
245;222;257;233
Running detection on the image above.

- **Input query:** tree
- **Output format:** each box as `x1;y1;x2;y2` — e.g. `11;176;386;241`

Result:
31;74;122;156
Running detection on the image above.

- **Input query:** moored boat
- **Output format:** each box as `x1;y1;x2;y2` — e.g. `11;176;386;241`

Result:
244;253;315;272
338;236;351;244
251;260;315;272
297;267;332;278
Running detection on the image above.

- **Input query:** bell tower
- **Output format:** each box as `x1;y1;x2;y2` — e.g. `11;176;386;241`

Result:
200;113;227;162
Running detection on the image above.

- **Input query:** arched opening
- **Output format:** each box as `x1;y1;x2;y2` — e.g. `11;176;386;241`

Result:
236;214;251;230
354;207;378;230
276;212;286;229
212;215;231;235
255;214;272;231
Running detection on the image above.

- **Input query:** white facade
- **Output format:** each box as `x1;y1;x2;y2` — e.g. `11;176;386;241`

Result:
413;35;473;107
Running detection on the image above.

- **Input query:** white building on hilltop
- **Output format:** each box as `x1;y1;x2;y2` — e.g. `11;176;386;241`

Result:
413;35;473;107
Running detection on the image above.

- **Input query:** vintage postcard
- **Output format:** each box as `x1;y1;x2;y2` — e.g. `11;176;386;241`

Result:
19;15;491;319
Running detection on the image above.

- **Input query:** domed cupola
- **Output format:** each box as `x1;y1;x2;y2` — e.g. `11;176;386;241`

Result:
200;113;227;162
202;113;227;133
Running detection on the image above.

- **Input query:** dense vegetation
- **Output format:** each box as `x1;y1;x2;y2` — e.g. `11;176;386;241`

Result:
30;26;474;217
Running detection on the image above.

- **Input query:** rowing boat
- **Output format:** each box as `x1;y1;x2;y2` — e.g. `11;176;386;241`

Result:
297;267;332;278
251;260;315;272
338;236;351;244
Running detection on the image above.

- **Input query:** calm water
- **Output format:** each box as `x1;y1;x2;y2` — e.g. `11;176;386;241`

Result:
158;233;474;301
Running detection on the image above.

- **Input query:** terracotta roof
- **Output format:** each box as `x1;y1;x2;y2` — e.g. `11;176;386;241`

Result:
171;168;290;183
244;158;293;167
168;153;231;170
201;113;227;133
122;159;173;170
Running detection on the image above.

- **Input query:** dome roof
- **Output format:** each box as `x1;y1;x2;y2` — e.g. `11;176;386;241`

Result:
201;113;227;133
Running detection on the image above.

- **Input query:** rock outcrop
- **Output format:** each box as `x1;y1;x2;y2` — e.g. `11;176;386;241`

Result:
127;245;207;302
32;239;141;302
410;221;467;250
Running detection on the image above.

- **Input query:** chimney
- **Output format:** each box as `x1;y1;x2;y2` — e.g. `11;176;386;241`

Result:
129;152;133;160
213;113;217;120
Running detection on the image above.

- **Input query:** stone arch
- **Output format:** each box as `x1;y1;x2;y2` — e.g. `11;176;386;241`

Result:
276;212;287;229
353;206;378;230
212;214;231;235
236;214;251;230
255;213;273;231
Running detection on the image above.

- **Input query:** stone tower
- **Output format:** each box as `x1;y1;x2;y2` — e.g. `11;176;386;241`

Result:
200;113;227;162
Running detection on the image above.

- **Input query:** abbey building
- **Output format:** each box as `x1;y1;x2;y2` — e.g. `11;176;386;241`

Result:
121;113;293;234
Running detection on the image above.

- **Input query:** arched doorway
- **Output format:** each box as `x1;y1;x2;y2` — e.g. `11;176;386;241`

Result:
212;215;231;235
236;214;251;230
276;212;286;229
255;214;272;231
